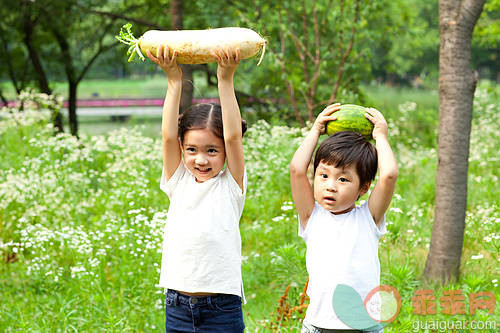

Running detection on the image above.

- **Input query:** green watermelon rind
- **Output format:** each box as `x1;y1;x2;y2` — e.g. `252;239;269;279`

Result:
326;104;374;140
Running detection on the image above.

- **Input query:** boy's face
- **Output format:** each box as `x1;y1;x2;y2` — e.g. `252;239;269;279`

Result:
181;128;226;183
313;161;370;214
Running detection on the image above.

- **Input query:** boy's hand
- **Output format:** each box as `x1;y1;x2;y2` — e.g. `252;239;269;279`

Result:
146;44;182;81
365;107;388;140
312;103;341;135
212;47;240;82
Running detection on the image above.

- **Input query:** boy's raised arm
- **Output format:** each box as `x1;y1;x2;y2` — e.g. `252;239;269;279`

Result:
290;104;340;227
213;48;245;191
147;45;182;180
366;108;399;226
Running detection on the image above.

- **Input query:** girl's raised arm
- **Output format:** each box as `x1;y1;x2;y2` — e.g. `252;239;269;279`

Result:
213;48;245;191
147;45;183;180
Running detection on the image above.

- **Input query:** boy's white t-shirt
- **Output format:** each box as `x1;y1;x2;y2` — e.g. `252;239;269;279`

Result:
299;201;386;329
159;160;247;298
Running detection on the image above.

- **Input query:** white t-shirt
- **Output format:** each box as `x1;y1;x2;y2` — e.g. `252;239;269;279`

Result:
299;201;386;329
159;161;247;298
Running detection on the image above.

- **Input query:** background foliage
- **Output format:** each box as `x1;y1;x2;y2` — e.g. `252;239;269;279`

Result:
1;0;498;125
0;83;498;331
1;0;499;331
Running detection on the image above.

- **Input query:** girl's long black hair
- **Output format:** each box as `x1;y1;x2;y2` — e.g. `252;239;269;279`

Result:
178;103;247;145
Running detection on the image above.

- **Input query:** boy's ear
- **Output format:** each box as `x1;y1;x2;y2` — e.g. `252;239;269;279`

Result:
359;181;371;197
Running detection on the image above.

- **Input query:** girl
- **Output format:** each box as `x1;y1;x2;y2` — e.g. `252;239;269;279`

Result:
146;45;247;333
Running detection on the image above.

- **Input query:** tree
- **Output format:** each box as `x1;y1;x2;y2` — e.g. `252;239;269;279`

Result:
37;0;124;136
232;0;400;125
0;0;123;135
423;0;486;284
0;0;64;131
472;0;500;81
0;10;29;102
473;0;500;49
370;0;440;85
171;0;194;112
372;0;499;85
0;0;173;136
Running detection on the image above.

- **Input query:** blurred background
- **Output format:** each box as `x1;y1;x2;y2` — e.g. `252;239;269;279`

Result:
0;0;498;136
1;1;499;331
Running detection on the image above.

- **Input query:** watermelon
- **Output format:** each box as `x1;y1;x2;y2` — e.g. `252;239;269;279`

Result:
326;104;374;140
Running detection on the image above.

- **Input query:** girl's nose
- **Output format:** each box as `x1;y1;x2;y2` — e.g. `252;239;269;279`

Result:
195;155;208;165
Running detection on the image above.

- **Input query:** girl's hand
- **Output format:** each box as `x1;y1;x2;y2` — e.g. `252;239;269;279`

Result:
365;107;389;140
313;103;341;135
146;44;182;80
212;47;240;82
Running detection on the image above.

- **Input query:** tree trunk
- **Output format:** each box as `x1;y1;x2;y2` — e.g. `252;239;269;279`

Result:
52;107;64;133
171;0;193;112
0;90;8;106
22;3;64;132
23;13;50;95
52;29;79;136
423;0;485;284
67;81;78;136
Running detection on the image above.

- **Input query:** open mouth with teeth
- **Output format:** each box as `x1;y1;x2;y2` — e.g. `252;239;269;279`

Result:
195;167;211;174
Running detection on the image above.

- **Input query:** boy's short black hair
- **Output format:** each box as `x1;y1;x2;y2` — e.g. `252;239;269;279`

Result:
313;131;378;188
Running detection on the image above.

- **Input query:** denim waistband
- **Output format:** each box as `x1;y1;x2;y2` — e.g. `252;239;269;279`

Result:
166;289;240;306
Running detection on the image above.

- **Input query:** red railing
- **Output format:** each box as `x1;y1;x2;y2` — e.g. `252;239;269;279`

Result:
1;98;221;108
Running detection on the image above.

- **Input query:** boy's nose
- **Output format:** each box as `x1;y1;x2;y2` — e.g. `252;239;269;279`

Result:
326;181;337;192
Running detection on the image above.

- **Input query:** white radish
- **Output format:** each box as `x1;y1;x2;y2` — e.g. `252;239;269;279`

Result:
116;23;267;65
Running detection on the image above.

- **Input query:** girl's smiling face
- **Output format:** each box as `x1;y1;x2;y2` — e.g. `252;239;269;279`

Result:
181;128;226;182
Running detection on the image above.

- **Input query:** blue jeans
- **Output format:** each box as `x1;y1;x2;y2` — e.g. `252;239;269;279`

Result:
165;289;245;333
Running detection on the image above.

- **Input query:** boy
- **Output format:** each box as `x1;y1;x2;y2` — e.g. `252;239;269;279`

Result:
289;103;398;332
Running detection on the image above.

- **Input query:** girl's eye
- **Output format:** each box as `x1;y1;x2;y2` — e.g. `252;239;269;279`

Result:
186;147;195;153
339;177;348;182
321;174;328;179
208;148;217;153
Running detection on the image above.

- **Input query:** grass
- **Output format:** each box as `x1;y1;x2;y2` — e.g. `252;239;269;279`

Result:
0;72;216;101
363;83;439;113
57;77;441;141
75;115;162;138
1;82;498;332
76;77;168;99
4;76;441;143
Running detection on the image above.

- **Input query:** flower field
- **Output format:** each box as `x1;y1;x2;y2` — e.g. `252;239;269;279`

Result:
0;84;498;332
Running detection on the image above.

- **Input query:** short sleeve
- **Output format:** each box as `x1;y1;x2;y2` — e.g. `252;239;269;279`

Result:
298;202;320;240
223;167;247;199
160;161;186;197
360;201;387;238
376;216;387;236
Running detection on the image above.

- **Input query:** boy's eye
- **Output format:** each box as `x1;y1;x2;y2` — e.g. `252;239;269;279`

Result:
186;147;196;152
208;148;217;153
338;177;349;182
320;174;328;179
